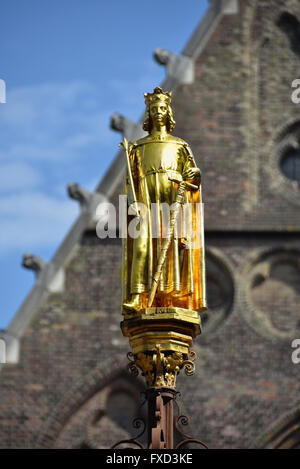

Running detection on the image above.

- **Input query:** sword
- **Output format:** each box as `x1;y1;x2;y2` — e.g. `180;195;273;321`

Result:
119;137;140;218
147;177;198;308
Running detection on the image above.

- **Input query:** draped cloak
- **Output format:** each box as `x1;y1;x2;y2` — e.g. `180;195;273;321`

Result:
122;134;207;312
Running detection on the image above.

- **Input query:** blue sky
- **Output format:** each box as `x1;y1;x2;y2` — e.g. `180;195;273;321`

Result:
0;0;209;328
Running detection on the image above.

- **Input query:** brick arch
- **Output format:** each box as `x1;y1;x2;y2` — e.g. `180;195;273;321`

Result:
275;117;300;144
200;247;235;342
35;354;144;448
238;246;300;342
254;404;300;449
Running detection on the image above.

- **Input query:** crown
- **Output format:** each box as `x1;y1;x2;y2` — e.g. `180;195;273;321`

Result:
144;87;172;106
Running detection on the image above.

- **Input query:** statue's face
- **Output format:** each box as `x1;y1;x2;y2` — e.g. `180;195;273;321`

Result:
149;99;168;127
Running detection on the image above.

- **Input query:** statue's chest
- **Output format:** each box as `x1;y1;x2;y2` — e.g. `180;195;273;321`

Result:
138;143;180;173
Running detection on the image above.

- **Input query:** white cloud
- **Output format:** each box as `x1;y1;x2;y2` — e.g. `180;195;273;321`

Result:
0;81;113;162
0;162;42;192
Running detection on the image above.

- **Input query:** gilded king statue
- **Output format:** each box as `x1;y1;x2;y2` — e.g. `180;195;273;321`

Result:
122;87;206;314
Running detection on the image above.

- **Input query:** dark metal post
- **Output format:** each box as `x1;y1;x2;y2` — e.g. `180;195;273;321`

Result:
147;388;176;449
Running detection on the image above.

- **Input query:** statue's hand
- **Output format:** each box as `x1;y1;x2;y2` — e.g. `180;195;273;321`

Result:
183;167;200;182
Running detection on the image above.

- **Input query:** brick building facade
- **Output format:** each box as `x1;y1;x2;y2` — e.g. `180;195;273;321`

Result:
1;0;300;448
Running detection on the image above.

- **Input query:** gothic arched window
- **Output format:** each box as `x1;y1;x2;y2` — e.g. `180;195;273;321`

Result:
270;119;300;205
280;148;300;186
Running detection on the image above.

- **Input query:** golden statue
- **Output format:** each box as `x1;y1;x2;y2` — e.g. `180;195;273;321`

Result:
122;87;206;314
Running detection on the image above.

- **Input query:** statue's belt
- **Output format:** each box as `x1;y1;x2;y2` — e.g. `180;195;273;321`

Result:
139;169;182;181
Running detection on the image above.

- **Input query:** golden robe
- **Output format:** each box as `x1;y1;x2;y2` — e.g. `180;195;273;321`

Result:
122;134;207;311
